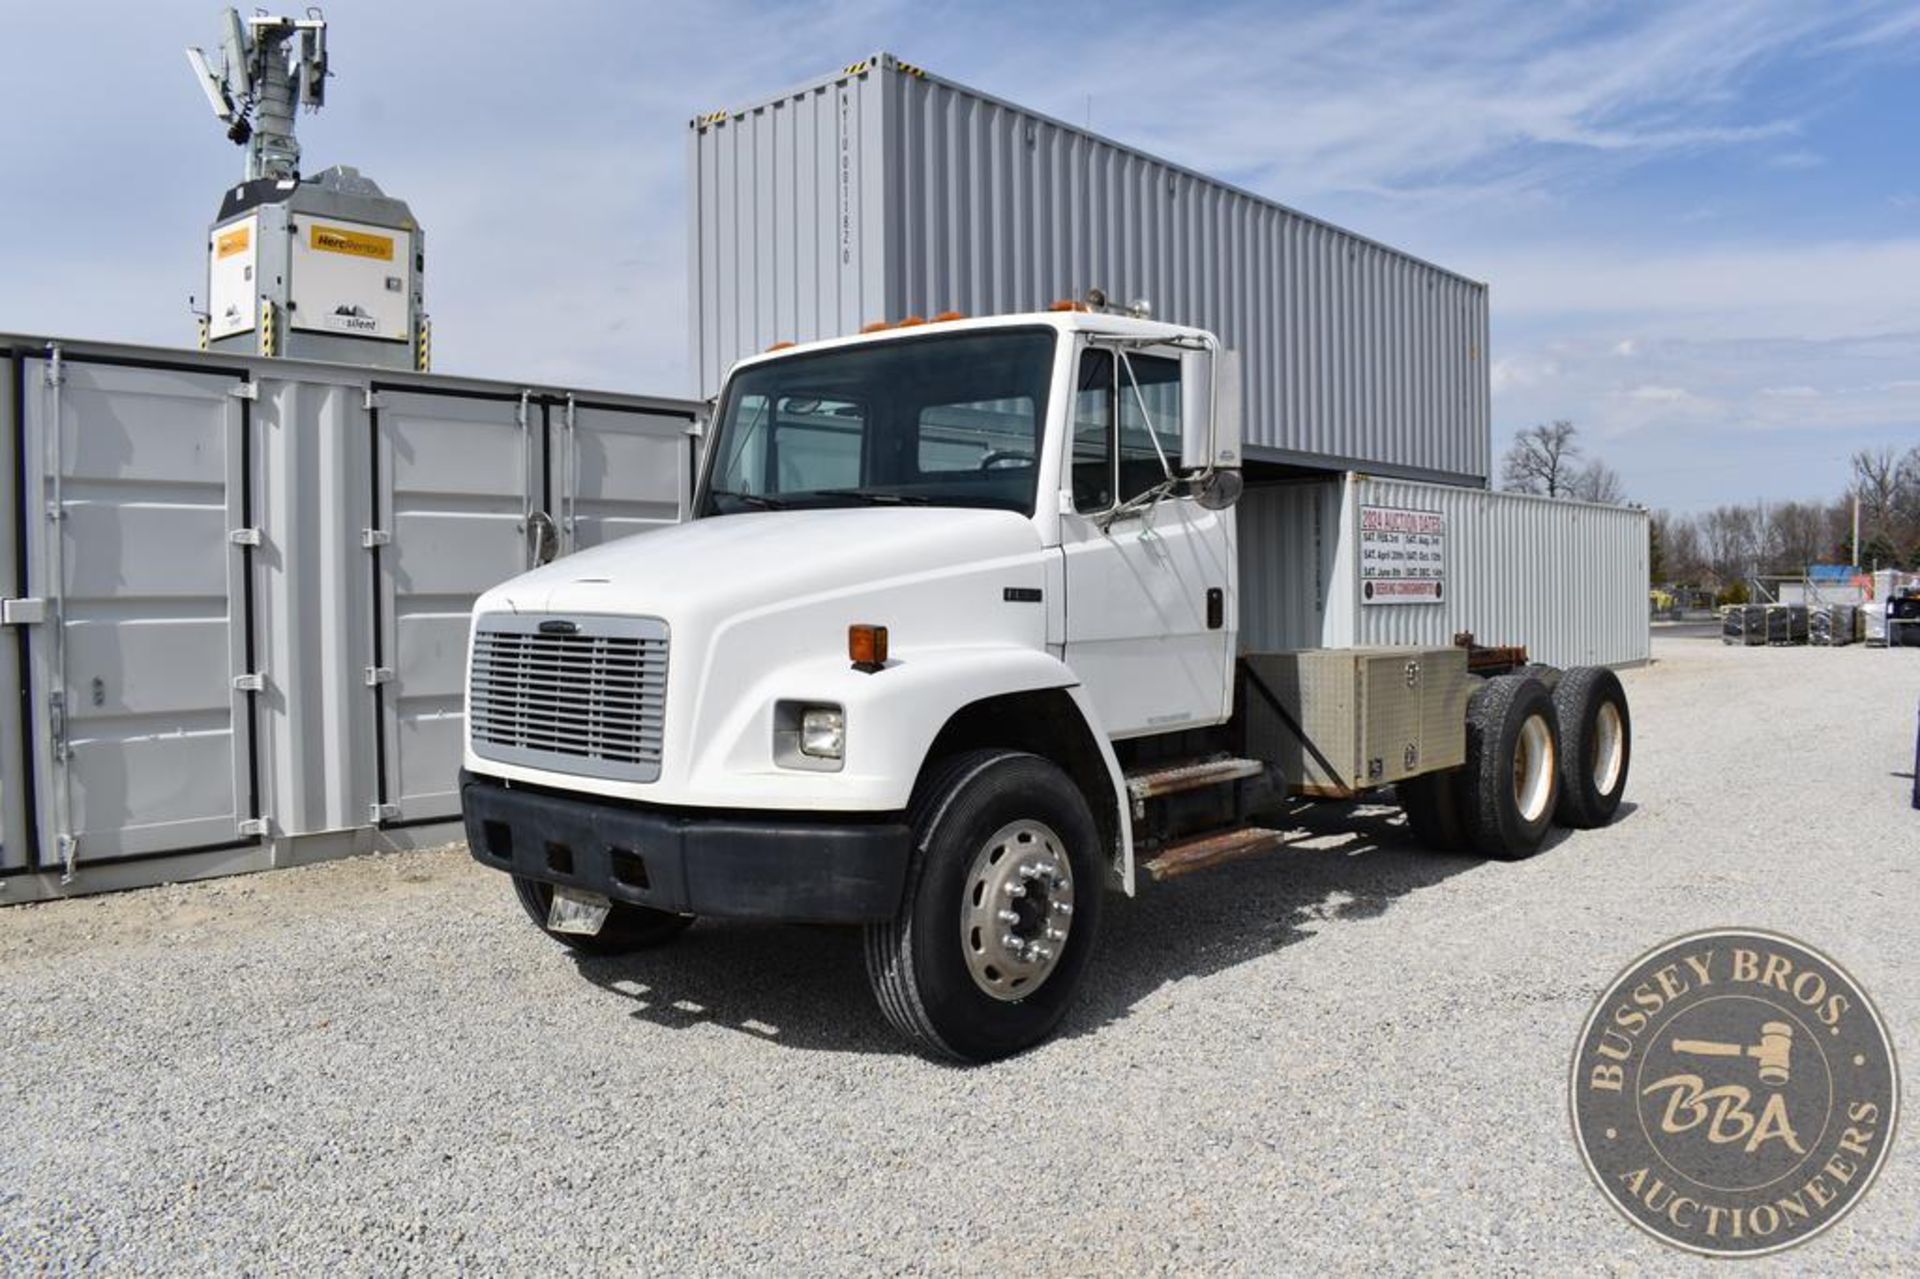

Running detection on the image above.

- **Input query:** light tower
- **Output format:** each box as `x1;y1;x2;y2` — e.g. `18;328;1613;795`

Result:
187;9;428;369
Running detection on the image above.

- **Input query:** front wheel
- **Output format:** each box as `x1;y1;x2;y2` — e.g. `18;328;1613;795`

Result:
510;876;694;955
864;750;1105;1062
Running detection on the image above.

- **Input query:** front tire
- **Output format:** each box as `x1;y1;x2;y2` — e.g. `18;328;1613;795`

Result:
864;750;1105;1062
510;876;694;955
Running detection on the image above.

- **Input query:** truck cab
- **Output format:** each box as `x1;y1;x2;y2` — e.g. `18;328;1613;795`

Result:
460;309;1631;1060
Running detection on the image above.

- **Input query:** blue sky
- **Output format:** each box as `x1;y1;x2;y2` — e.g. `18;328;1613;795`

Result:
1;1;1914;514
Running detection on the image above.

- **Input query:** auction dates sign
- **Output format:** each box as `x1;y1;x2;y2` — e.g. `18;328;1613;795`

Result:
1360;504;1445;604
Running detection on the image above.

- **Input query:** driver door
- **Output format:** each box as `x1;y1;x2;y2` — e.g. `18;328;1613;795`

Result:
1059;345;1236;738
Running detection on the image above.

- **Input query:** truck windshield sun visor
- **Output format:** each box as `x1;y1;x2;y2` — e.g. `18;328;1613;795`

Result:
701;328;1057;518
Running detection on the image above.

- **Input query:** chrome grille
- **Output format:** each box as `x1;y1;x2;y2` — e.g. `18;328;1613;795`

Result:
468;614;668;782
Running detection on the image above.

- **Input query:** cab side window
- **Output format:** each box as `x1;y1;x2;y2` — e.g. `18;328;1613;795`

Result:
1072;347;1182;513
1116;354;1182;501
1072;350;1115;511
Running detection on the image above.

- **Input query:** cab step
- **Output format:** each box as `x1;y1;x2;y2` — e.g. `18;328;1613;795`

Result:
1124;756;1264;804
1142;825;1289;881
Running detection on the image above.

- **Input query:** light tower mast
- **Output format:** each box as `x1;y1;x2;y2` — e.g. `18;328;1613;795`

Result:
186;9;428;370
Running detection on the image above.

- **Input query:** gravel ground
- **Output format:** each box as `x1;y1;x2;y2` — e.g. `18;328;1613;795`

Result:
3;638;1917;1274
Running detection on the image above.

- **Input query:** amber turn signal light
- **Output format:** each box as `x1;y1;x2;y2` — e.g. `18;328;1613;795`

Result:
849;624;889;673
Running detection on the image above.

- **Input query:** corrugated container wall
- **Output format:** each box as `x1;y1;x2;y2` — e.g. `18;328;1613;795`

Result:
1;334;698;904
1239;475;1650;669
690;54;1491;485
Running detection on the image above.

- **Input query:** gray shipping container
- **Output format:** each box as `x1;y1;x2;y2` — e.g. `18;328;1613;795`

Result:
0;334;698;903
689;52;1491;485
1238;475;1651;670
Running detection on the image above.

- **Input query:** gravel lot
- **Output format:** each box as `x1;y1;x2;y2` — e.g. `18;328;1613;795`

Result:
4;637;1916;1274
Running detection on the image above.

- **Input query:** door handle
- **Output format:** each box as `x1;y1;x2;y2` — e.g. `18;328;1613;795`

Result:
1207;587;1224;630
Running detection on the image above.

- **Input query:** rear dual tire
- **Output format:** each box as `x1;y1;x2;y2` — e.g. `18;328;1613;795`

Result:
1551;666;1631;828
1401;665;1631;856
1400;673;1560;860
1459;673;1561;860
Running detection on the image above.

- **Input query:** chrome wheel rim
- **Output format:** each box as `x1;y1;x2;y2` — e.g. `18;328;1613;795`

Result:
1513;713;1555;824
1592;701;1624;796
960;819;1075;1001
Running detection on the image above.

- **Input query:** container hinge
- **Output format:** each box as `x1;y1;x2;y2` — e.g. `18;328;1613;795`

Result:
42;345;64;387
360;528;391;549
369;802;401;823
685;419;705;438
48;689;68;760
237;817;271;838
363;388;384;412
364;665;394;686
56;834;77;883
232;672;267;692
229;527;262;547
1;597;47;626
229;381;259;401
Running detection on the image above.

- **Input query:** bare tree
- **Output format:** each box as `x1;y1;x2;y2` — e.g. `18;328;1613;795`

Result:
1664;516;1706;583
1701;505;1759;585
1767;500;1828;573
1501;420;1582;497
1571;459;1627;505
1851;448;1902;532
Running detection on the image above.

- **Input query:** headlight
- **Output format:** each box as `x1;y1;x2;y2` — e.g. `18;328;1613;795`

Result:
799;706;845;759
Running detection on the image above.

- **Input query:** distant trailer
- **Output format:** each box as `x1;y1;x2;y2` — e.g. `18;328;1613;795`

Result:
689;52;1491;487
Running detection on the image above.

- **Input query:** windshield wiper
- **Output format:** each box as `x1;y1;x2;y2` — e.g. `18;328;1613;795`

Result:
807;488;933;506
709;489;788;510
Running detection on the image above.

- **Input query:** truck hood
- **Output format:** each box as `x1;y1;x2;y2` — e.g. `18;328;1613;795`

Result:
481;506;1045;617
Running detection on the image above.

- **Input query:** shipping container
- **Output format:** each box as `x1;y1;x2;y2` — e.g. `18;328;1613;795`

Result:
1238;474;1650;669
689;53;1491;486
0;334;698;903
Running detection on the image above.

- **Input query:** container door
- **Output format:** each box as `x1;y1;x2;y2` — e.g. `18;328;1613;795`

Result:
23;355;258;867
554;398;694;554
370;388;537;823
1;353;27;871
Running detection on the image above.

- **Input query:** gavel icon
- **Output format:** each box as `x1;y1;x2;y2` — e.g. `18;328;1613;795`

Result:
1672;1021;1795;1086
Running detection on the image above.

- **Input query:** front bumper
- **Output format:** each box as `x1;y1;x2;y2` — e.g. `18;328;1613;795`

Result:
459;770;911;923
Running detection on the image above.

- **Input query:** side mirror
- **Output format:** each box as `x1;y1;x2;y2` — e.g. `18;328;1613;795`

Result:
1180;346;1242;473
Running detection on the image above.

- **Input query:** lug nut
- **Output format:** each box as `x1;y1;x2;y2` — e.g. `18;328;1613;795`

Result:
1045;926;1066;941
1001;933;1025;952
1003;882;1027;899
1028;943;1055;962
1019;862;1041;879
996;908;1020;925
1051;901;1072;916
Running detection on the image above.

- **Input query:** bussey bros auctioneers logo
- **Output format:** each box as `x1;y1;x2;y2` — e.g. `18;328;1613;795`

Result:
1571;929;1898;1257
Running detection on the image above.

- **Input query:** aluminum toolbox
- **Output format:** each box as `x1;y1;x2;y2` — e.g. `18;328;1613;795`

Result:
1240;647;1470;796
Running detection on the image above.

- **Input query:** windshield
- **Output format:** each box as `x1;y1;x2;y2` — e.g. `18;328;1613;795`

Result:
700;328;1056;517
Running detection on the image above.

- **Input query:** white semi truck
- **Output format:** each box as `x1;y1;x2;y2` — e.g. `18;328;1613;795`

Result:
459;308;1631;1060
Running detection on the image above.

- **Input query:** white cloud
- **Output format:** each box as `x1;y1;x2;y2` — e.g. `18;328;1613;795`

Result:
1759;385;1821;398
1625;385;1692;402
